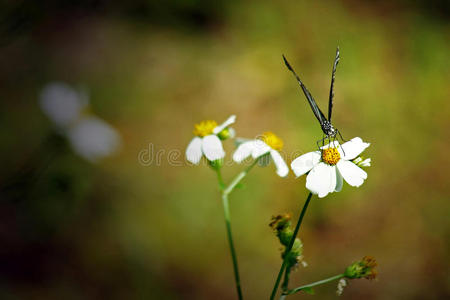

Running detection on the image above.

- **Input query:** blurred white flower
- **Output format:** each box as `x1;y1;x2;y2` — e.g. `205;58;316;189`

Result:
40;82;88;127
39;82;121;162
291;137;370;198
186;115;236;164
67;117;121;162
233;132;289;177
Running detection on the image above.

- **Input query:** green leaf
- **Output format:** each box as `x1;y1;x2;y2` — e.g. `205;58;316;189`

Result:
302;287;315;295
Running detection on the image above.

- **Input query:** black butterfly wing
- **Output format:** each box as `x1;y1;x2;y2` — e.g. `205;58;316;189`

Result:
328;47;340;121
283;55;327;126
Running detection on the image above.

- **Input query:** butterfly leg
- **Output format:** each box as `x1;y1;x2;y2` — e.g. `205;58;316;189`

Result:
337;129;346;143
316;134;326;152
336;130;346;156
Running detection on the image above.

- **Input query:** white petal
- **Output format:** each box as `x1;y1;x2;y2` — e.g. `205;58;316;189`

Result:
251;140;271;158
270;150;289;177
306;163;337;198
291;151;321;177
186;137;203;164
228;127;236;138
67;116;121;162
233;141;254;163
337;160;367;187
340;137;370;160
335;167;343;192
359;158;371;167
353;157;362;164
213;115;236;134
202;135;225;161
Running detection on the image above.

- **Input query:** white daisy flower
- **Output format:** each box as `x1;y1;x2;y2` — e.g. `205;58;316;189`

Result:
291;137;370;198
233;132;289;177
186;115;236;164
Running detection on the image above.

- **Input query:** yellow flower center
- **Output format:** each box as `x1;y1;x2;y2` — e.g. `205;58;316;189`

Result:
261;131;283;151
322;147;340;165
193;120;218;137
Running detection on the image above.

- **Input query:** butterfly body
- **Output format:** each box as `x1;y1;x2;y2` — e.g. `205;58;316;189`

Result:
321;120;337;138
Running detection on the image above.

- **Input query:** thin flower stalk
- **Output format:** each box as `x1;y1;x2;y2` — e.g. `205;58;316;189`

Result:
216;157;261;300
285;274;345;296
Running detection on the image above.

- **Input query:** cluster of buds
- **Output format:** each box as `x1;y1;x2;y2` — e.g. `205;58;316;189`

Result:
269;214;306;269
344;256;378;280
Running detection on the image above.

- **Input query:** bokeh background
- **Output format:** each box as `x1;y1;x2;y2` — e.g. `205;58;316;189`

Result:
1;1;449;299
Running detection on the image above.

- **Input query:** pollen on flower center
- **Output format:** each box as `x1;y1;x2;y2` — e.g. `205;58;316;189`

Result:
261;131;283;151
193;120;218;137
322;147;340;165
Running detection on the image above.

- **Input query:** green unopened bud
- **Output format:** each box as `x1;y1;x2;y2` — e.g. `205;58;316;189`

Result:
344;256;378;280
283;238;303;268
278;227;294;246
270;213;295;246
208;159;223;170
217;127;235;140
269;213;292;232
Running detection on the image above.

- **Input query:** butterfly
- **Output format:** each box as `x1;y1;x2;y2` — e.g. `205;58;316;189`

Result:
283;48;344;147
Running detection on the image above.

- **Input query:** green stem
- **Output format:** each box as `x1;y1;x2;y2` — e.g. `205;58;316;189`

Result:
269;192;313;300
222;193;243;300
281;266;291;293
218;157;260;300
285;274;345;295
224;158;260;196
215;168;225;190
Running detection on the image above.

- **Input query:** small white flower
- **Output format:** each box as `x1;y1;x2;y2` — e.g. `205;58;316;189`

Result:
291;137;370;198
233;132;289;177
186;115;236;164
336;278;347;296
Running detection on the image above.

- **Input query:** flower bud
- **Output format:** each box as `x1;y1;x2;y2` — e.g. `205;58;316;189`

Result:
217;127;234;140
270;213;293;245
344;256;378;280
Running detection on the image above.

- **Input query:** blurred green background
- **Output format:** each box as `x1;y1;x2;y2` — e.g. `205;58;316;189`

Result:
1;0;449;299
